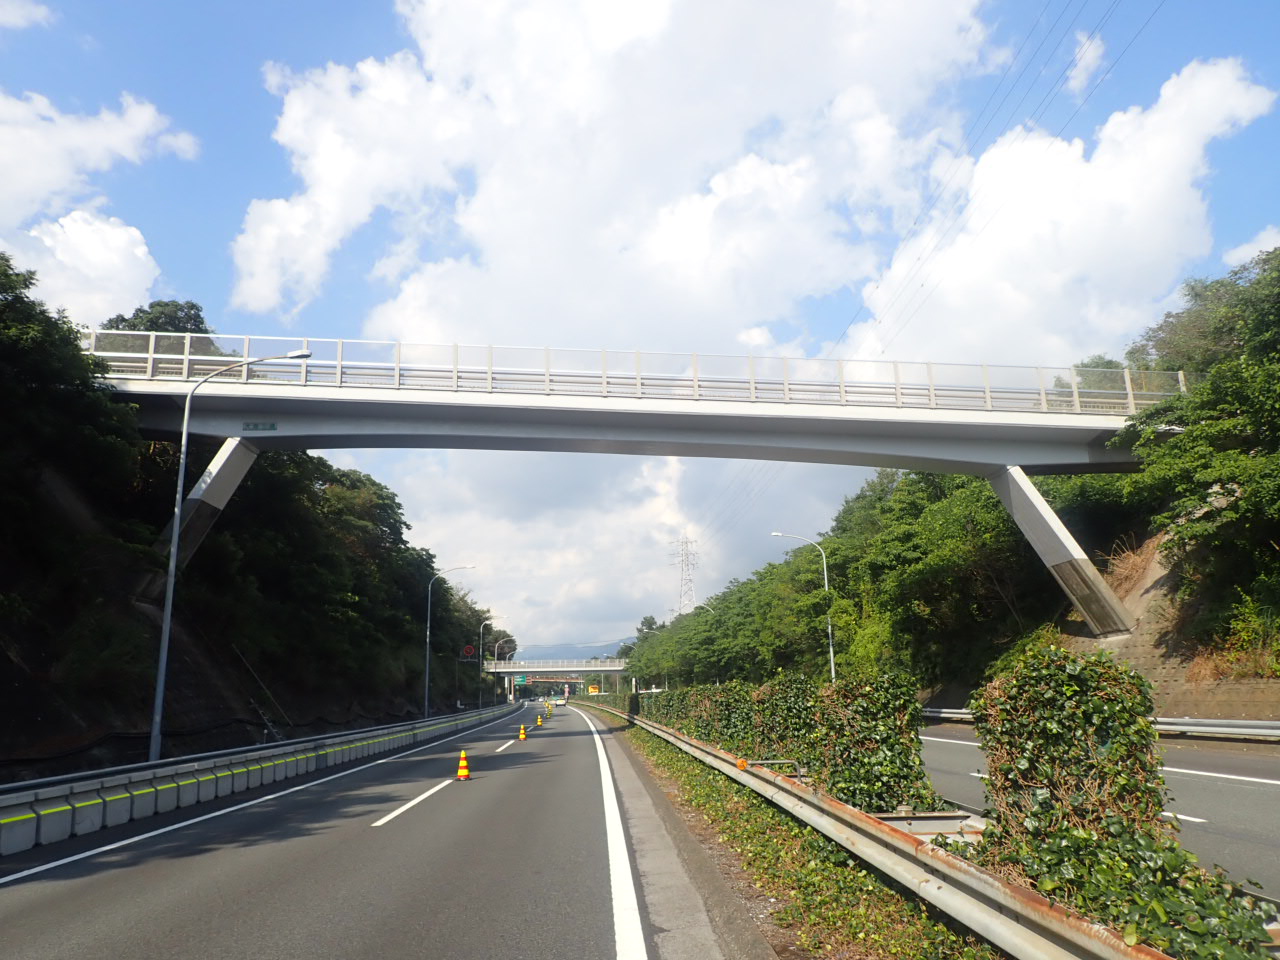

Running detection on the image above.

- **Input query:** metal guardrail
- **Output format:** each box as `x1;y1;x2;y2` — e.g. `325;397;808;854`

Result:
585;702;1173;960
0;704;518;857
923;708;1280;740
82;330;1185;417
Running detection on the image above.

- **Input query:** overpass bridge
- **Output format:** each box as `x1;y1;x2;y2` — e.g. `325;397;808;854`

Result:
85;330;1187;637
484;659;628;674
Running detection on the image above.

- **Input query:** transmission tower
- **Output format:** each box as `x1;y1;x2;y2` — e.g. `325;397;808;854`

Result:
671;534;698;615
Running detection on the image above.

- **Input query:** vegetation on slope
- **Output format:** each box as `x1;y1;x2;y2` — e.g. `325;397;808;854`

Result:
0;255;510;768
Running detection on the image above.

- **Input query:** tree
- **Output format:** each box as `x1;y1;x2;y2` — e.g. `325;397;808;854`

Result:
103;300;213;334
1121;247;1280;627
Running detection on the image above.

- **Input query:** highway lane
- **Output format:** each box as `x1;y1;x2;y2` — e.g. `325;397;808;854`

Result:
921;723;1280;899
0;704;768;960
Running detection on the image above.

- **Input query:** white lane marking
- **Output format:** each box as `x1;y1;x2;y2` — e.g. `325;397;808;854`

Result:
572;706;649;960
371;779;452;827
1163;766;1280;787
0;709;520;887
921;736;979;745
968;772;988;779
1161;811;1208;823
495;739;515;753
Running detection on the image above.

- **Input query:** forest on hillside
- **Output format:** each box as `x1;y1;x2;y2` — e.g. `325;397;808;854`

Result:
0;253;512;769
625;248;1280;690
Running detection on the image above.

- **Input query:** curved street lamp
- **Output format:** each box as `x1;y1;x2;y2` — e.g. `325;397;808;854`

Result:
149;348;311;762
772;531;836;682
425;565;475;718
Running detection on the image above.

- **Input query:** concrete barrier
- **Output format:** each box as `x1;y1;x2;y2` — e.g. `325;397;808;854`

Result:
0;705;518;858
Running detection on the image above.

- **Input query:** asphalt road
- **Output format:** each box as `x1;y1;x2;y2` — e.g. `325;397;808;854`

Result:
0;704;773;960
921;723;1280;899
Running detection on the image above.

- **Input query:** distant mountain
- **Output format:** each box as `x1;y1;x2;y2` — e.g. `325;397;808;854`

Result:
514;637;632;661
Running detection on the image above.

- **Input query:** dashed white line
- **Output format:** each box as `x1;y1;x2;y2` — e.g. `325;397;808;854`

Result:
495;739;515;753
922;736;979;746
1163;766;1280;787
372;779;452;827
968;772;988;779
1161;811;1208;823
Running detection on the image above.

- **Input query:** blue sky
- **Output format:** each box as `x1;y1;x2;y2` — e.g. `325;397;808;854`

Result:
3;0;1277;646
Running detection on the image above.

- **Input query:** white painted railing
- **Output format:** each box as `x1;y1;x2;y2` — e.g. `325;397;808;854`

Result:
83;331;1186;416
485;659;628;673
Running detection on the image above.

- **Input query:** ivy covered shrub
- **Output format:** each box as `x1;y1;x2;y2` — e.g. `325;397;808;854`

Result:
969;646;1277;959
610;670;943;812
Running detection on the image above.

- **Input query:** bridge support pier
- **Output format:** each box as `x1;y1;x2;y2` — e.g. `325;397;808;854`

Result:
988;465;1134;638
139;438;260;602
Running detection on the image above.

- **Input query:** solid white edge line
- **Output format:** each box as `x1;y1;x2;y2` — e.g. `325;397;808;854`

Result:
921;736;979;745
571;706;649;960
495;739;515;753
1162;766;1280;787
0;706;523;887
371;779;452;827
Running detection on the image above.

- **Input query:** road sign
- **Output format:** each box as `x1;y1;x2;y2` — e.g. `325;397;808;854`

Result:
588;685;599;694
461;644;475;657
515;675;527;685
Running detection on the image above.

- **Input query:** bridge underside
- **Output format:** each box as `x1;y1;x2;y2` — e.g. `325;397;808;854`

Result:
120;385;1136;640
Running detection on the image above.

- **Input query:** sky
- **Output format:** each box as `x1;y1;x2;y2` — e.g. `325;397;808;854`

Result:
3;0;1278;648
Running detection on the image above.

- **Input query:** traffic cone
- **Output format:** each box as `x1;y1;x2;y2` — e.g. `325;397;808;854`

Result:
536;715;543;727
456;750;471;781
519;725;527;740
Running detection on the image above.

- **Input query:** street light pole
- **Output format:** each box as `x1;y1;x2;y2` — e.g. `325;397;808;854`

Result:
149;347;311;762
478;618;503;708
425;565;475;719
772;531;836;682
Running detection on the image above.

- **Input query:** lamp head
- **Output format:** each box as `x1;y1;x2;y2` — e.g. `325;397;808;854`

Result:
770;531;783;537
287;349;312;359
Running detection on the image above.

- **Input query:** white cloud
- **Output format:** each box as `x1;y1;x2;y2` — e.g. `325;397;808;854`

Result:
6;208;161;323
232;0;992;343
1223;224;1280;266
0;0;51;30
0;88;196;322
846;58;1276;367
366;448;861;647
0;91;195;229
1067;30;1105;96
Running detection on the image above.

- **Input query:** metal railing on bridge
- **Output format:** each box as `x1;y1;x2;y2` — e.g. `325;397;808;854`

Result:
83;331;1186;417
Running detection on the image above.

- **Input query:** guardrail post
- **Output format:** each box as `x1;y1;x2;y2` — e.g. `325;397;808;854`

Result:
336;339;344;386
393;341;401;388
601;349;608;396
147;331;157;378
487;345;494;392
1070;367;1081;412
544;346;551;394
692;353;699;399
635;350;642;397
783;357;790;401
838;358;846;404
240;336;251;381
1036;367;1047;411
1177;370;1187;393
301;339;311;384
182;333;192;379
1123;367;1136;414
981;364;992;410
893;361;902;406
927;362;936;408
749;355;757;400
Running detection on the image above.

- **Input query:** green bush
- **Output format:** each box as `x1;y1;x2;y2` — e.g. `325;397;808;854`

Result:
968;647;1276;958
622;670;943;812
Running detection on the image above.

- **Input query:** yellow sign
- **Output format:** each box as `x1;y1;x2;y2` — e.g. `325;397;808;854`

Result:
588;685;600;694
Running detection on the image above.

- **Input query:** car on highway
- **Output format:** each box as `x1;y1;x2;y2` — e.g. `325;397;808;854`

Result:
554;697;567;706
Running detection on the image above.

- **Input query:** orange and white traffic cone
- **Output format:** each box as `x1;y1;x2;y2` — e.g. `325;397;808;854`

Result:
456;750;471;781
536;715;543;727
518;725;527;740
